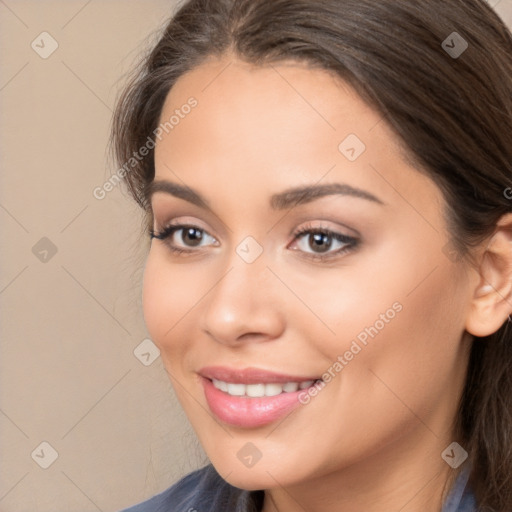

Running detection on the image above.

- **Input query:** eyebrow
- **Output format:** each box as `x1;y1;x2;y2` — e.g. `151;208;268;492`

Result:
146;180;384;210
270;183;384;209
145;180;209;210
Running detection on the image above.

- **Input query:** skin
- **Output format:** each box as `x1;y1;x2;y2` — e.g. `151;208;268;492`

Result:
142;55;512;512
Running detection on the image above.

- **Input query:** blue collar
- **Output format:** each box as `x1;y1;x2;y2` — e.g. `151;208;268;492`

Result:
441;463;476;512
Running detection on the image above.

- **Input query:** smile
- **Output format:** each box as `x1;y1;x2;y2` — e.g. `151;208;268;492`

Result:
199;366;324;427
211;379;318;397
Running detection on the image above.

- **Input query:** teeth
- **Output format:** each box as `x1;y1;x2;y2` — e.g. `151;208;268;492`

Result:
227;383;245;396
212;378;228;392
265;383;284;396
246;384;265;397
282;382;299;392
212;379;317;397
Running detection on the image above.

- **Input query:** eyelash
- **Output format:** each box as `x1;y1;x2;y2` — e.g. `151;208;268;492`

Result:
149;223;359;260
291;225;359;260
149;224;211;256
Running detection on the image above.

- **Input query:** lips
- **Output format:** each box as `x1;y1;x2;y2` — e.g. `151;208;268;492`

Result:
199;366;321;384
199;366;322;428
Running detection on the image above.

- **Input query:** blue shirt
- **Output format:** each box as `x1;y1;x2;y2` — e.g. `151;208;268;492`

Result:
120;462;476;512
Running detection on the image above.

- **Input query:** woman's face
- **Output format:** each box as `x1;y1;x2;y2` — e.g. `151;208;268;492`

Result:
143;56;476;489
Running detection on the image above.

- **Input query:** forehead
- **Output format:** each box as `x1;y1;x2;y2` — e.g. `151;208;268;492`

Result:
152;56;440;216
156;58;398;161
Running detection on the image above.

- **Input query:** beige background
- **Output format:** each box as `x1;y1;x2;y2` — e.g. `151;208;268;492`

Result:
1;1;511;511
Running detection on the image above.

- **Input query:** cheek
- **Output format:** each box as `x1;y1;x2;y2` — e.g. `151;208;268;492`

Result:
311;236;467;362
335;265;467;428
290;243;468;415
142;251;195;359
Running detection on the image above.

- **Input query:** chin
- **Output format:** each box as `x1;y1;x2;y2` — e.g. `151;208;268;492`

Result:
220;467;283;491
207;451;309;491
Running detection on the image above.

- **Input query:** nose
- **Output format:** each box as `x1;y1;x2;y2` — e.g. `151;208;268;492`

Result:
200;254;286;346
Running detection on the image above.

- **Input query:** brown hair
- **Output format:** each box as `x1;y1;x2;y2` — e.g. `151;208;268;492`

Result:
111;0;512;509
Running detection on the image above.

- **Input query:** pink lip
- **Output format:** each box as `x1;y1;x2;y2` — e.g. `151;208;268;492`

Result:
199;366;320;384
199;366;321;428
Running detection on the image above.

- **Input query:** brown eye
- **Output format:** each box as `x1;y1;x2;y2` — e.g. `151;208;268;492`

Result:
180;227;204;247
290;227;358;259
308;232;332;253
150;224;218;252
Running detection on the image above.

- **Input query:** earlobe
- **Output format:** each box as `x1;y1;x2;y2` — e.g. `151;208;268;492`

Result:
465;213;512;338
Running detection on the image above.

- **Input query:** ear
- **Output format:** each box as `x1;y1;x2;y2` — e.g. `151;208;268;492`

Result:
465;213;512;337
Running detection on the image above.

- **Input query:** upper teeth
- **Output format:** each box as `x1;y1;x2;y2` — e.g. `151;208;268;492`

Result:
212;379;316;397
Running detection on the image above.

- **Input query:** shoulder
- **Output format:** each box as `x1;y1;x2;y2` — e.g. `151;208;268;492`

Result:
119;464;263;512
